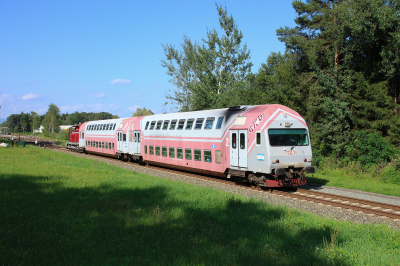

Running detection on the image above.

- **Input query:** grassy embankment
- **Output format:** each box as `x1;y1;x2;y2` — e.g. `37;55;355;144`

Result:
0;141;399;265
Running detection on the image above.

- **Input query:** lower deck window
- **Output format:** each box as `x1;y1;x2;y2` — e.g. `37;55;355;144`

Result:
96;142;98;148
215;150;221;164
149;145;154;155
169;147;175;158
194;149;201;161
185;148;192;160
162;146;167;157
145;145;148;154
112;143;114;149
177;148;183;159
204;150;212;162
155;146;160;156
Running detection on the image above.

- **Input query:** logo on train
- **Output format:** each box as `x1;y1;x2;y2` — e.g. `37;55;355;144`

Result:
248;114;263;133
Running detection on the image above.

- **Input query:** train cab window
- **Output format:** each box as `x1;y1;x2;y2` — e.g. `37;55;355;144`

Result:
256;132;262;146
123;134;126;141
215;150;221;164
216;117;224;129
156;120;162;130
240;133;246;149
145;122;150;130
162;120;170;130
155;146;160;156
169;147;175;158
185;148;192;160
232;133;237;149
162;146;167;157
145;145;148;154
195;118;204;129
149;121;156;130
194;149;201;161
177;148;183;159
169;120;177;130
149;145;154;155
186;119;194;129
204;150;212;162
205;118;215;129
177;119;185;130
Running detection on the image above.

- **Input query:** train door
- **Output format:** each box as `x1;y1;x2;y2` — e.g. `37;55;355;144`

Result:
230;130;248;169
122;132;128;153
79;131;85;147
117;131;123;151
134;131;141;154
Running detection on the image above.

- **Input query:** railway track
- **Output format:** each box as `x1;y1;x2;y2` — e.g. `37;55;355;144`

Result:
3;135;400;221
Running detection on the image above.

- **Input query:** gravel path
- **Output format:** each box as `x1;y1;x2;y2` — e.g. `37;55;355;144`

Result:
54;148;400;229
300;184;400;206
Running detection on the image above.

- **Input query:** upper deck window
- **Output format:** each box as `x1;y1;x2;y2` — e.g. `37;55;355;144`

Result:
177;119;185;130
112;123;116;130
156;120;162;130
186;119;194;130
169;120;177;130
149;121;156;130
145;121;149;130
268;129;309;146
162;120;170;130
204;118;215;129
195;118;203;129
106;124;110;130
216;117;224;129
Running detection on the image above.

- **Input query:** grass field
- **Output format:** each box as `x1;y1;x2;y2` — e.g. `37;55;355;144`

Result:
1;142;399;265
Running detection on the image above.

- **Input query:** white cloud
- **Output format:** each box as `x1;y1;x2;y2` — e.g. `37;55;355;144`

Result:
21;93;39;100
129;105;141;112
90;92;107;98
0;94;13;104
110;79;132;85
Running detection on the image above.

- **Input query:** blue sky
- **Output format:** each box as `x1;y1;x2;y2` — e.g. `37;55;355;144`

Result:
0;0;297;120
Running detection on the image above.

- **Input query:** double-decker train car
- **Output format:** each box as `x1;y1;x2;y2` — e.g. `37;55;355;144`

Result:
67;104;315;187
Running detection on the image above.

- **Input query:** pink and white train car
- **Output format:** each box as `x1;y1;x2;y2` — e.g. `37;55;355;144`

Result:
76;104;315;187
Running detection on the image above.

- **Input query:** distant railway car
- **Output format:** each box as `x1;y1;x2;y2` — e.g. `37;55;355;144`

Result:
70;104;315;187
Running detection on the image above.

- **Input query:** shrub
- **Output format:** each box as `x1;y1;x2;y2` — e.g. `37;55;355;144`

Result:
351;131;393;166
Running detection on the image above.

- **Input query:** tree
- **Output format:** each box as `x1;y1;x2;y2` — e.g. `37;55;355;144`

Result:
42;103;61;134
161;3;253;111
31;111;42;130
132;107;154;117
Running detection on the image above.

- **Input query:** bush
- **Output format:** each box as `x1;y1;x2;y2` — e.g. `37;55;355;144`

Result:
350;131;394;166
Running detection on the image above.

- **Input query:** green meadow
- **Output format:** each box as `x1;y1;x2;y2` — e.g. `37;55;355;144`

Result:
0;142;399;265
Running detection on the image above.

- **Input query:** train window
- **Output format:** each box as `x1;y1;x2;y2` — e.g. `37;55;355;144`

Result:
113;124;116;130
149;145;154;155
150;121;156;130
102;142;104;149
82;132;84;139
96;142;98;148
216;117;224;129
86;141;87;146
185;148;192;160
145;121;150;130
240;133;245;149
169;147;175;158
112;143;114;149
169;120;177;130
105;142;108;149
162;146;167;157
96;124;99;130
130;131;133;142
162;120;170;130
232;133;237;149
156;120;162;130
177;148;183;159
155;146;160;156
177;119;185;130
205;118;215;129
109;143;111;149
103;124;106;130
215;150;221;164
145;145;148;154
268;129;309;146
195;118;204;129
204;150;212;162
256;132;262;146
106;124;110;130
194;149;201;161
186;119;194;129
123;134;126;141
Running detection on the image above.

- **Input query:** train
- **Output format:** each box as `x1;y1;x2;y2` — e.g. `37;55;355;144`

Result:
66;104;315;187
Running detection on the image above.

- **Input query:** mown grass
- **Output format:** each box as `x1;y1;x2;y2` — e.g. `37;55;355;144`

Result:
1;143;399;265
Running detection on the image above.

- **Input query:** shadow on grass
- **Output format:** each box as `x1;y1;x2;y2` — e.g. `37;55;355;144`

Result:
0;174;348;265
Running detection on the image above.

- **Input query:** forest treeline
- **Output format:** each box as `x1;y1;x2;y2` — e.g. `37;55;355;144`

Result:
161;1;400;165
1;103;119;134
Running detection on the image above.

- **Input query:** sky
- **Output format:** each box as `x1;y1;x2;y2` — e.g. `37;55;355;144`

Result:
0;0;297;121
